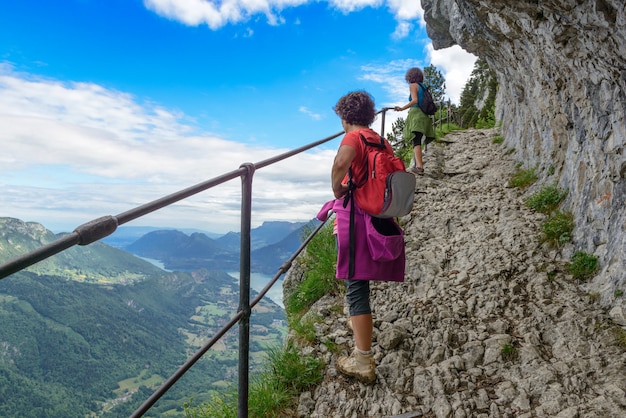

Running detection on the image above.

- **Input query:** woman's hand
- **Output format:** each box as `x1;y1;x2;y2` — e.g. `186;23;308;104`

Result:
394;106;402;111
333;183;349;199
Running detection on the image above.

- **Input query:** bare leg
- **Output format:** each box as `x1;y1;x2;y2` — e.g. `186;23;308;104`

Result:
413;144;424;169
351;313;373;351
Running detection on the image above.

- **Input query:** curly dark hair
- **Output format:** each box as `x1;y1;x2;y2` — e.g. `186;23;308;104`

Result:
333;91;376;126
405;67;424;84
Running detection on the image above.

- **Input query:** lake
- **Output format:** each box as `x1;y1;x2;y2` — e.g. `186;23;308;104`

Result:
137;257;284;308
227;271;284;308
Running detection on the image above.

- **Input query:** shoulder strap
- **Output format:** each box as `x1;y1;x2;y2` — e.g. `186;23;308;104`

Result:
359;133;385;149
417;83;426;106
347;132;384;190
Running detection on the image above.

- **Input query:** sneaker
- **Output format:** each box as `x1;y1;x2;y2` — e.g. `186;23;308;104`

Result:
336;350;376;384
409;166;424;176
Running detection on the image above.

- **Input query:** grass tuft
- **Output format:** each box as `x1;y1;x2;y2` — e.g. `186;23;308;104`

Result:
509;167;538;188
567;251;599;281
525;185;568;214
285;222;342;342
501;343;518;362
541;211;574;246
184;341;323;418
289;313;321;344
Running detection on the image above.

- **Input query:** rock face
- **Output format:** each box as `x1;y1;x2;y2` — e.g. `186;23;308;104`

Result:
286;129;626;417
422;0;625;306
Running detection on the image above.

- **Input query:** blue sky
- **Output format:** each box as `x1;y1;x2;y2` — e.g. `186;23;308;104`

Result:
0;0;476;234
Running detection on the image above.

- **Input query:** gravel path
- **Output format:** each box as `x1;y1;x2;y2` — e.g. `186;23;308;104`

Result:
291;128;626;418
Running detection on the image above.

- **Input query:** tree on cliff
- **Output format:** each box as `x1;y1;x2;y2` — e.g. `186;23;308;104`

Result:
424;64;446;105
458;58;498;128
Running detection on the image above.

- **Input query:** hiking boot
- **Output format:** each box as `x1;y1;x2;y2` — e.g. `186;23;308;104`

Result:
337;350;376;384
409;166;424;176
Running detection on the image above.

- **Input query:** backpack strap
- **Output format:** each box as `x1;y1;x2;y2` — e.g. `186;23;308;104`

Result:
339;188;356;279
359;133;385;150
417;82;426;107
344;130;386;278
348;189;355;279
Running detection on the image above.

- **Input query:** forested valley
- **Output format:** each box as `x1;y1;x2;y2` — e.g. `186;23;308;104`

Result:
0;218;287;417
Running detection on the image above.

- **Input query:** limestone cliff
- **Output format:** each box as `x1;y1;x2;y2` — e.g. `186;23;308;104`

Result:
422;0;625;307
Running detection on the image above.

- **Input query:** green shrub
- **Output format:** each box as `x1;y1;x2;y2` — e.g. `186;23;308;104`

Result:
541;211;574;246
525;185;568;214
492;136;504;144
501;343;518;362
266;341;324;392
546;270;558;282
567;251;599;281
184;341;323;418
615;290;624;298
286;222;341;319
289;313;320;344
322;339;341;353
476;108;496;129
435;122;462;139
509;167;538;188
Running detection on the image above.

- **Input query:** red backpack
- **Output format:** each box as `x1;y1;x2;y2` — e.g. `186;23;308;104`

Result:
347;133;415;218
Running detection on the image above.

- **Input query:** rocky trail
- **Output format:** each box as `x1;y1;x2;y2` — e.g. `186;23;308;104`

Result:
287;128;626;418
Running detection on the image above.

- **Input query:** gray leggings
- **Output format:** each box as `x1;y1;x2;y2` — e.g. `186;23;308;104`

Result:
345;279;371;316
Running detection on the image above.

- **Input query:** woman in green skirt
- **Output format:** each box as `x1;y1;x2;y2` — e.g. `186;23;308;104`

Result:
394;67;435;175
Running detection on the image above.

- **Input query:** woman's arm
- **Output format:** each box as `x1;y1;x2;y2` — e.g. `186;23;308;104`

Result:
394;83;419;111
331;145;356;199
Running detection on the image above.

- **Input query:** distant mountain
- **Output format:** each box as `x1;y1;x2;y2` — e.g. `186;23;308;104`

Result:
251;225;313;274
101;225;222;248
125;220;320;274
126;230;239;271
0;217;164;283
215;220;312;251
0;217;286;417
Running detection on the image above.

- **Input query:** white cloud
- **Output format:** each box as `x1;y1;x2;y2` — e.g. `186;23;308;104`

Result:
144;0;309;29
391;20;412;40
385;0;423;22
0;65;335;233
428;44;477;104
299;106;323;120
144;0;423;39
327;0;383;13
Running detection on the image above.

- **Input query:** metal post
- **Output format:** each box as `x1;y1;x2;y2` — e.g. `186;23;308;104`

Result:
238;163;254;418
381;107;387;137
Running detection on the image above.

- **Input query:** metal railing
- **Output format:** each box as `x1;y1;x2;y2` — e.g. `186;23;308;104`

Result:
0;108;401;417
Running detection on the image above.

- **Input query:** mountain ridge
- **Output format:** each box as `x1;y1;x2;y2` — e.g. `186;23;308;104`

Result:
0;217;287;416
123;219;319;274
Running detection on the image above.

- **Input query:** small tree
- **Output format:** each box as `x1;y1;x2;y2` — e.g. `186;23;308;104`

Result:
423;64;446;105
386;117;412;165
458;58;497;128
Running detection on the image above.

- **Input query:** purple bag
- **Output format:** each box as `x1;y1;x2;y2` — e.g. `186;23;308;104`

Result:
365;217;404;261
317;199;405;282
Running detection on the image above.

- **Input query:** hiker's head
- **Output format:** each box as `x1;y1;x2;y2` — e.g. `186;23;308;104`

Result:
405;67;424;84
334;91;376;127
